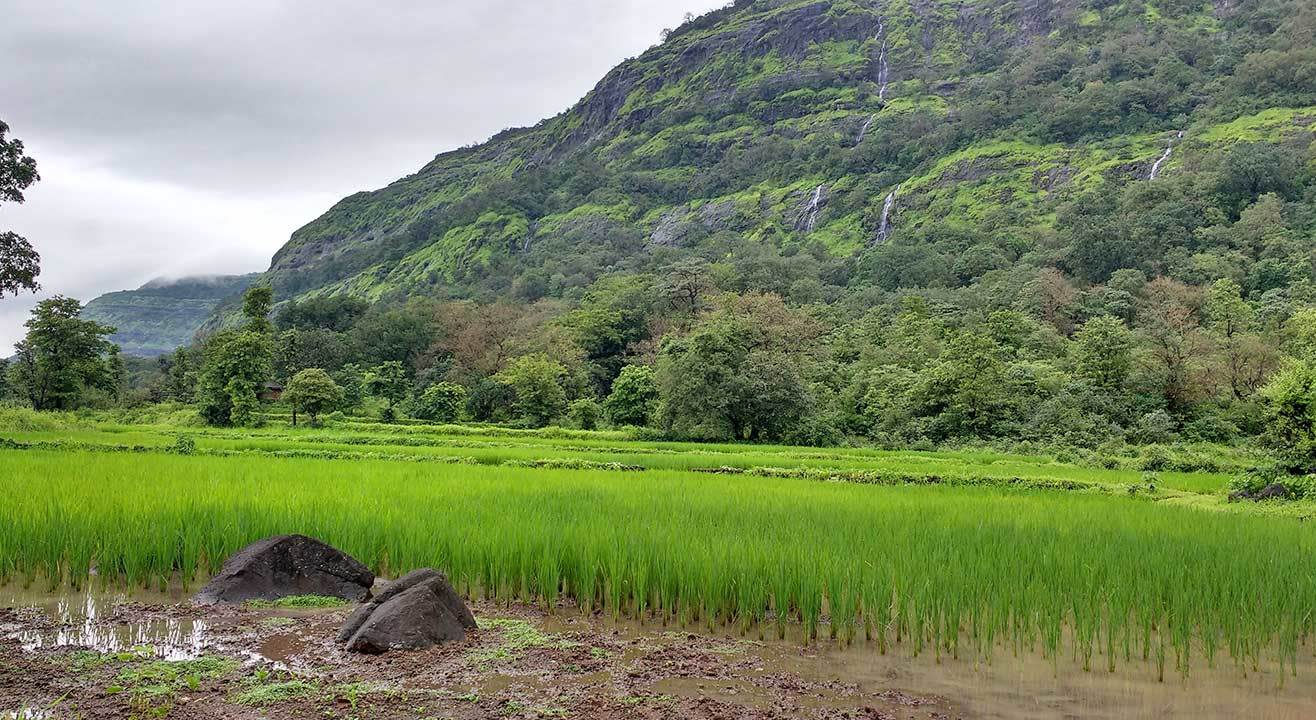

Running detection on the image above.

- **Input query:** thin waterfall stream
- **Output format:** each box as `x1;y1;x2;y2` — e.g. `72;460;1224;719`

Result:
1148;131;1185;180
796;184;826;233
874;186;899;245
856;18;892;144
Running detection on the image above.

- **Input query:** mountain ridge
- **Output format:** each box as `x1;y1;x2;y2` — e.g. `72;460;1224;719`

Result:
225;0;1313;316
82;274;260;357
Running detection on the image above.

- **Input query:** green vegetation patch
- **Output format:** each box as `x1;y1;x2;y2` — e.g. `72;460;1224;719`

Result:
467;618;578;667
232;679;321;707
109;656;239;697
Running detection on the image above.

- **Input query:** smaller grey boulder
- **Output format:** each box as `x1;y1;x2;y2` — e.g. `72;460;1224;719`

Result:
195;535;374;605
339;568;476;654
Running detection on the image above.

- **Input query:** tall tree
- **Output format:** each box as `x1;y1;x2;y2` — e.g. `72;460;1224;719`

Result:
604;365;659;427
284;368;343;426
1072;315;1134;391
656;294;819;441
164;347;198;403
496;354;567;428
0;120;41;296
195;331;272;426
8;297;117;410
335;363;366;411
241;285;274;334
1137;277;1207;414
195;286;275;426
1204;278;1276;399
1260;360;1316;473
914;332;1019;440
365;361;410;421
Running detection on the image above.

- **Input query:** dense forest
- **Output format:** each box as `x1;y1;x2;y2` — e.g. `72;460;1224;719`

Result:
6;0;1316;475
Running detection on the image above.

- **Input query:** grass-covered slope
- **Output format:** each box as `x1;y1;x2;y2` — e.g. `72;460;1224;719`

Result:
82;274;258;356
256;0;1316;305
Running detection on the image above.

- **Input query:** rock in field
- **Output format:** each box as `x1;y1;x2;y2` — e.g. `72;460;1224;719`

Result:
195;535;374;605
339;568;476;654
1256;483;1292;500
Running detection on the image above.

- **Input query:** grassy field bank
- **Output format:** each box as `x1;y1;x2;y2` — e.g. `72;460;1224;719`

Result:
0;410;1247;496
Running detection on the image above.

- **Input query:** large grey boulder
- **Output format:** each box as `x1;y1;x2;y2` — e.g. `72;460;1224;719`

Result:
339;568;476;654
195;535;374;605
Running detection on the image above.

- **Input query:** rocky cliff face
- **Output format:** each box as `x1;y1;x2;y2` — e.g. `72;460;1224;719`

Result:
251;0;1316;306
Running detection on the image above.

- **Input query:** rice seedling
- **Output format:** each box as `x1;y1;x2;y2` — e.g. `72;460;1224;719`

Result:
2;448;1313;678
0;419;1237;494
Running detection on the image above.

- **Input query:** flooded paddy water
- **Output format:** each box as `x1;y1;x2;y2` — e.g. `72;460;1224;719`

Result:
0;583;207;660
2;582;1314;719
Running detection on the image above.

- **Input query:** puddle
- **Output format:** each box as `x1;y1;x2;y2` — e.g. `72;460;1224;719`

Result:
786;642;1316;720
554;613;1316;720
256;632;308;663
1;582;208;660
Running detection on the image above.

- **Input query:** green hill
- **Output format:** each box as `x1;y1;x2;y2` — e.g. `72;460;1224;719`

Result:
256;0;1315;305
83;275;259;357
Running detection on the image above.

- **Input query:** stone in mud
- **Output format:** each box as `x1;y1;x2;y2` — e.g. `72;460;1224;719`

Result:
339;568;475;654
194;535;373;605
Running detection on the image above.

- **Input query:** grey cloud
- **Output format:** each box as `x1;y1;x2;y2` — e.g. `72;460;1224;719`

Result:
0;0;726;351
3;1;726;192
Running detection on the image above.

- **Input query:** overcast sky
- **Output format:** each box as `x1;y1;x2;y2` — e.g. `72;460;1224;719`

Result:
0;0;725;351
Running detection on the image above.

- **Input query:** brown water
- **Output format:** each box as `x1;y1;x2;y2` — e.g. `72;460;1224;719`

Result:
0;582;208;661
542;613;1316;720
796;642;1316;720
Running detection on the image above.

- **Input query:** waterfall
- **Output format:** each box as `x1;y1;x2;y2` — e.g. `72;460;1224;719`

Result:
856;19;891;144
856;113;877;144
877;19;891;103
1148;131;1184;181
796;184;826;233
875;186;899;244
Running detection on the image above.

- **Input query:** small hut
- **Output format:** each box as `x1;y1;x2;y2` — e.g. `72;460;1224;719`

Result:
258;382;285;402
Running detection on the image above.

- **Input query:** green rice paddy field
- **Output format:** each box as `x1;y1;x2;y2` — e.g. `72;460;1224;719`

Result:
3;416;1315;679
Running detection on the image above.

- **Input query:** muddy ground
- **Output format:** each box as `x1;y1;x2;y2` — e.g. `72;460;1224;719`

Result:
5;594;1316;720
0;598;955;720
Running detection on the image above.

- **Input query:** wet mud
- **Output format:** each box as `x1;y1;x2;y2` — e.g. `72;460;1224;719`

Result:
2;585;1313;719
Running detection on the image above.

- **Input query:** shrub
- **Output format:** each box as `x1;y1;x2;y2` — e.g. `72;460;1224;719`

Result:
172;435;197;455
1131;411;1176;444
1136;445;1172;472
411;382;467;424
604;365;658;427
568;398;602;430
1225;464;1316;501
496;354;568;428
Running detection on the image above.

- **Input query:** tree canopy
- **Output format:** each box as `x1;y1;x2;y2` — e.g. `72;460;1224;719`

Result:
0;120;40;296
8;297;117;410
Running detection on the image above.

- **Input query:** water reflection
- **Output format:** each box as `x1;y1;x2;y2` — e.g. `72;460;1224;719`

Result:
1;583;208;660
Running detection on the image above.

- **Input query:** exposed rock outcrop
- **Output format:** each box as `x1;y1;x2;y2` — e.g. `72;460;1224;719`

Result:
195;535;374;606
338;568;477;654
